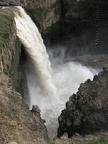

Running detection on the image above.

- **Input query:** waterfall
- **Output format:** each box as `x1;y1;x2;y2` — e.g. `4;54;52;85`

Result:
14;6;60;138
13;6;99;139
14;6;56;98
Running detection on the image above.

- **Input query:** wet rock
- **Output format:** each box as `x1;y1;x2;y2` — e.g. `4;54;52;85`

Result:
31;105;41;113
103;67;108;72
57;69;108;138
93;75;98;81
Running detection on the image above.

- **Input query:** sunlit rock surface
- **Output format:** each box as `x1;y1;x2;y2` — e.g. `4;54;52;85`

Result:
0;73;48;144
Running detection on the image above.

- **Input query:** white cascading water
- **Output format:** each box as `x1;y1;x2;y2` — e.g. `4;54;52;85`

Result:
14;7;98;139
14;6;56;97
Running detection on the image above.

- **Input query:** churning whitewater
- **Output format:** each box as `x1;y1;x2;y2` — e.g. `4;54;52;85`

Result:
14;7;98;139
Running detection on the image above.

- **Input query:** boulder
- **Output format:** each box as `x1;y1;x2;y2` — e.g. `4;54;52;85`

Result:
57;68;108;138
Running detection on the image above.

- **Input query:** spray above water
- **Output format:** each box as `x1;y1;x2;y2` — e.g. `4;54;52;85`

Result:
14;7;98;139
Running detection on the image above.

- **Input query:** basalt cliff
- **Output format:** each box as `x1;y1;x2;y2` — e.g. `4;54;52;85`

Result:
0;0;108;144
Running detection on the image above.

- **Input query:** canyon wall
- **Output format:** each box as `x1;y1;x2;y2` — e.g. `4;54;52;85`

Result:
0;0;108;33
20;0;61;32
0;7;48;144
0;0;61;32
0;8;21;91
0;1;108;143
0;0;108;90
57;68;108;138
61;0;108;20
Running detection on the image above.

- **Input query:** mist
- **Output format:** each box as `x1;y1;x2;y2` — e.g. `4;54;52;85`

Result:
21;45;98;139
14;7;99;139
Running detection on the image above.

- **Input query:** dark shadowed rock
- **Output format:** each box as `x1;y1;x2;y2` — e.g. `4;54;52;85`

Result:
0;0;20;6
31;105;41;113
61;0;108;20
57;68;108;138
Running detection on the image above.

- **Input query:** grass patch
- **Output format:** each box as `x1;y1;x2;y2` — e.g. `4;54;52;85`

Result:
32;8;44;19
49;141;56;144
0;11;14;47
87;137;108;144
5;111;13;119
0;107;12;119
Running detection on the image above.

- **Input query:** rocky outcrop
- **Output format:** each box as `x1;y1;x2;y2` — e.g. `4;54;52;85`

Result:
0;73;48;144
55;132;108;144
57;68;108;138
0;7;49;144
21;0;61;32
0;0;61;32
0;8;22;91
0;0;20;6
61;0;96;20
0;0;108;34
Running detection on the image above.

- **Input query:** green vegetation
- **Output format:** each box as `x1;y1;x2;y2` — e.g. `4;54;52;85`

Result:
0;10;15;76
49;141;56;144
32;8;44;19
11;36;20;76
0;107;12;119
0;10;22;92
0;11;14;47
87;137;108;144
5;111;13;119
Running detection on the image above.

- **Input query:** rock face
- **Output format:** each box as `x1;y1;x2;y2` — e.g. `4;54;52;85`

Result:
0;1;108;143
0;0;108;33
61;0;108;20
57;68;108;138
0;8;22;91
0;73;48;144
21;0;61;32
0;7;48;144
61;0;95;20
0;0;61;32
0;0;20;6
55;132;108;144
